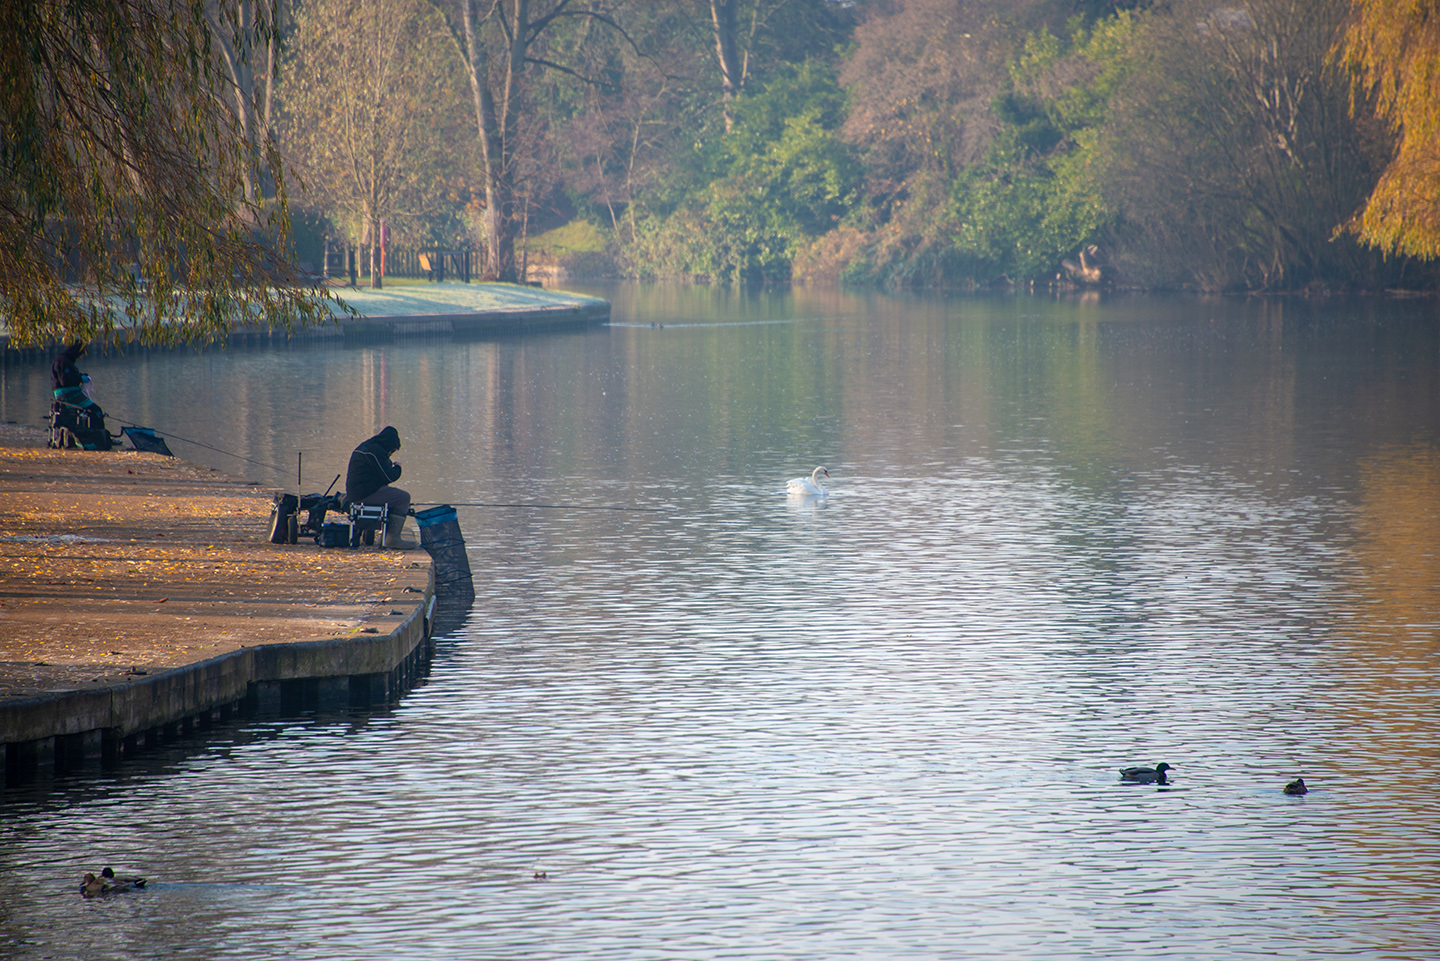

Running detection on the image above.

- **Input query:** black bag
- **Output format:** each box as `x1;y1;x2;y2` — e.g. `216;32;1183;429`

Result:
60;426;113;450
298;492;341;535
49;401;113;450
268;493;299;544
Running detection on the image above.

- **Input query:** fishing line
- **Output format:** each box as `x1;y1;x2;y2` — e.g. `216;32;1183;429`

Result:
103;413;662;511
106;412;291;477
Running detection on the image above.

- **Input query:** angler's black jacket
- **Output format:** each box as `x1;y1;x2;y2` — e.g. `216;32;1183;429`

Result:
345;426;402;503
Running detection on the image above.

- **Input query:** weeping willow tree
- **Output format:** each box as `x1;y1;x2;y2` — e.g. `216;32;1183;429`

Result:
1338;0;1440;258
0;0;339;347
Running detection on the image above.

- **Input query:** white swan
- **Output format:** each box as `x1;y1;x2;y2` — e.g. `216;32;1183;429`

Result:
786;466;829;498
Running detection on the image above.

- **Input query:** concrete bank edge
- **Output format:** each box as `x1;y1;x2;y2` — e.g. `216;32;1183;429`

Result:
320;300;610;338
1;566;434;748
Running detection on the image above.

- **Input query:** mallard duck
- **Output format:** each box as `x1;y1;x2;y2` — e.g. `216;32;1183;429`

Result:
99;867;146;890
1119;762;1173;785
1283;777;1308;795
79;873;109;897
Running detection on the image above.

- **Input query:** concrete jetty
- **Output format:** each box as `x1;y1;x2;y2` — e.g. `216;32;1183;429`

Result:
0;426;437;785
0;282;573;783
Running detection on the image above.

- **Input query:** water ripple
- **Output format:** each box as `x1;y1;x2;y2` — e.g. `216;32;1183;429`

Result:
3;292;1438;959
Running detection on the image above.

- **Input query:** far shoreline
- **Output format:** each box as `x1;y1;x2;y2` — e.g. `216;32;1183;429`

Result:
0;280;611;352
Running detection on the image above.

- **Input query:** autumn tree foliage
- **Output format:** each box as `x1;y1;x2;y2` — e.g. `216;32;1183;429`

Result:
1338;0;1440;258
19;0;1434;320
624;59;861;282
418;0;649;282
834;0;1134;285
1093;0;1392;289
206;0;283;203
281;0;465;287
704;1;852;132
0;0;335;346
825;0;1420;290
842;0;1025;193
537;3;707;247
589;0;855;282
836;0;1027;284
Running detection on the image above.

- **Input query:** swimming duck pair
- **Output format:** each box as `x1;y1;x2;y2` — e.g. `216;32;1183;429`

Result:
79;867;146;896
1120;763;1310;795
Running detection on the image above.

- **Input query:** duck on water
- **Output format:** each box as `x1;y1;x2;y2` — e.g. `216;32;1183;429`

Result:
80;868;147;896
1120;762;1173;785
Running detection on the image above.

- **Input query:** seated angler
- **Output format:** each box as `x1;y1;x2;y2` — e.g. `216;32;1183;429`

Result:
344;426;416;548
50;340;111;438
51;340;98;408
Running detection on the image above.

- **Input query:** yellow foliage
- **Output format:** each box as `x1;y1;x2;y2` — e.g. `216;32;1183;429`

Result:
1339;0;1440;257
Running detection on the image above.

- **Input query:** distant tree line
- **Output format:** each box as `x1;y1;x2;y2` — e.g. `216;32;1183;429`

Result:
7;1;1440;345
273;0;1440;291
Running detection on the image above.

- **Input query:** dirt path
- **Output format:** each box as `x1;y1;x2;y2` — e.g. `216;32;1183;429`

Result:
0;424;427;700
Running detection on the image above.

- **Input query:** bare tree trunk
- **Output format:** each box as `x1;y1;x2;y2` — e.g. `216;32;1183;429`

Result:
435;0;627;281
260;0;279;198
461;1;498;277
263;2;277;132
366;213;383;288
710;0;744;132
519;194;530;282
494;0;528;281
457;0;520;281
209;1;259;202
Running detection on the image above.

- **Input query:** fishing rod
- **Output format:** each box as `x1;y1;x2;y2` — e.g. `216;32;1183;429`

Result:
418;501;666;513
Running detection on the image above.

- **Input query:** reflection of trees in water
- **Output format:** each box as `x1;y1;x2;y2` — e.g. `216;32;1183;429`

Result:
1316;446;1440;929
1324;447;1440;796
1352;448;1440;652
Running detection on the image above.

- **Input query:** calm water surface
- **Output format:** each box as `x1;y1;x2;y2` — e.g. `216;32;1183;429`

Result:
2;286;1437;959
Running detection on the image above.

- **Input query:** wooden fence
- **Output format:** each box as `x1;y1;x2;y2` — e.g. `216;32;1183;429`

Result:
315;241;487;284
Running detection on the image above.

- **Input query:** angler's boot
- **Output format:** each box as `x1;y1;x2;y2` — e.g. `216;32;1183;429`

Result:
384;514;418;550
